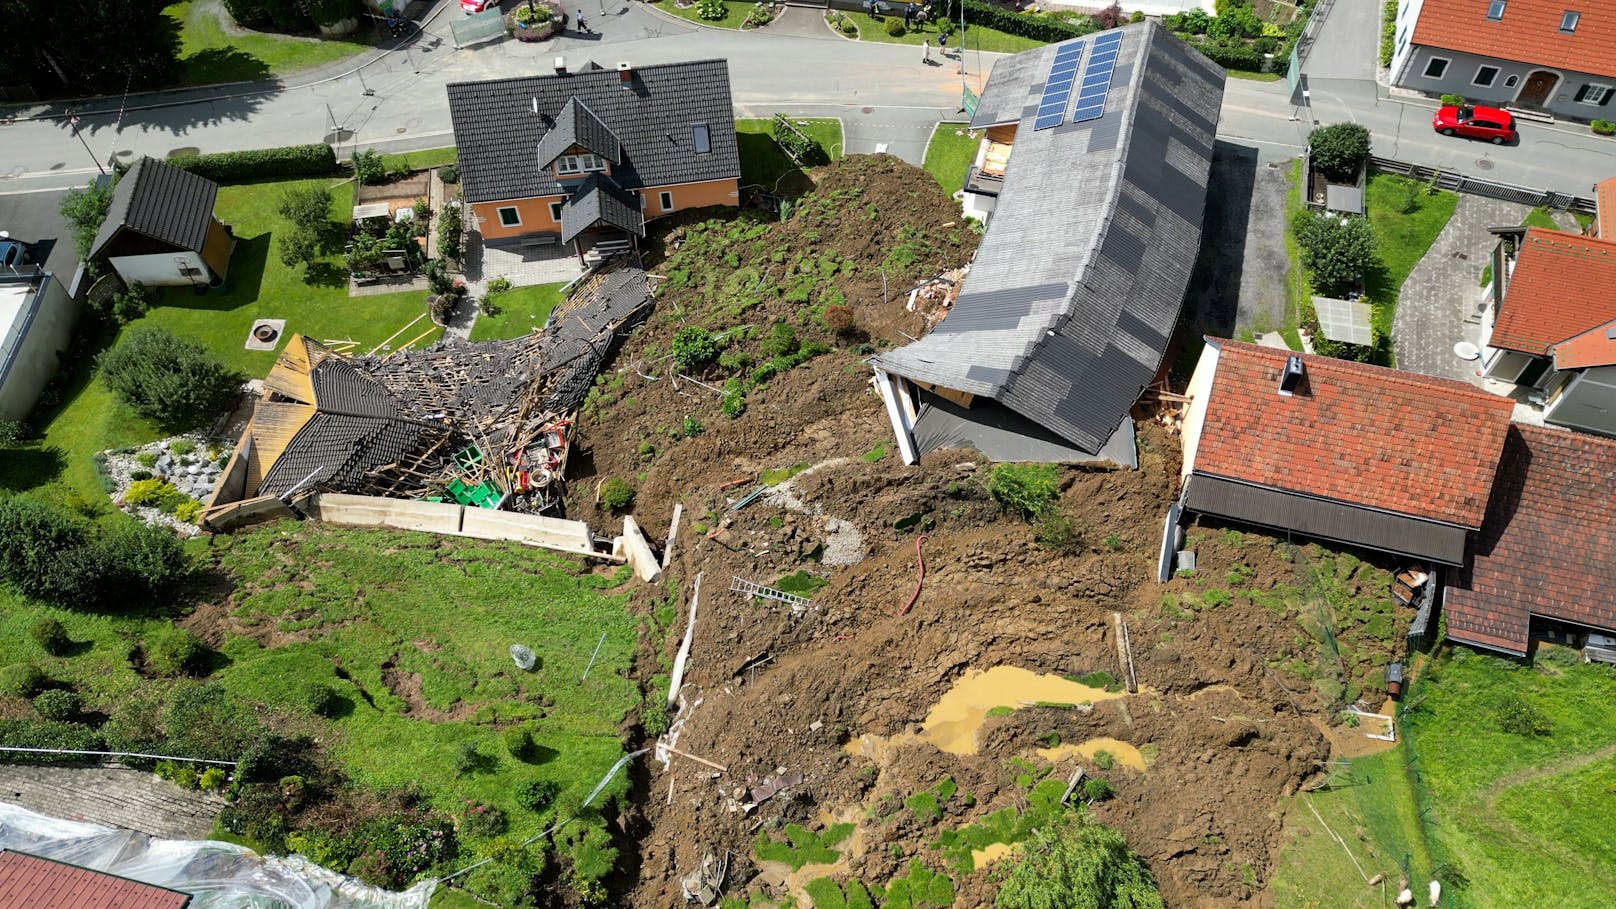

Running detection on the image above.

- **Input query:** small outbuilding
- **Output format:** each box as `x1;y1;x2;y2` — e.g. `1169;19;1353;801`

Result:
89;157;233;289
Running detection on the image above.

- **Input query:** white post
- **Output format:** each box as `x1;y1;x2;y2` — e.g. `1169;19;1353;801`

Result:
874;369;921;465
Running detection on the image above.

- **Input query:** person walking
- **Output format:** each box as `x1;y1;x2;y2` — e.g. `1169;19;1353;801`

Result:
576;10;589;32
922;40;930;64
937;29;948;53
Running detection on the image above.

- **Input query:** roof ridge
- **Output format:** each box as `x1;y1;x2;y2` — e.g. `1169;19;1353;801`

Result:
1211;338;1514;407
1522;225;1616;250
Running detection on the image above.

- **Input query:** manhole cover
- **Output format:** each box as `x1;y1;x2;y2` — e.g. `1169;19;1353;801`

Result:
396;127;407;134
861;107;874;114
1454;341;1480;360
1475;158;1494;170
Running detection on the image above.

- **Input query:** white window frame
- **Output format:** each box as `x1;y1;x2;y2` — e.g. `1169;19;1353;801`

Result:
693;122;712;155
549;201;564;221
497;206;522;227
1579;83;1613;105
1486;0;1506;20
1560;10;1579;32
555;153;607;176
659;191;674;212
1423;56;1451;80
1473;65;1500;87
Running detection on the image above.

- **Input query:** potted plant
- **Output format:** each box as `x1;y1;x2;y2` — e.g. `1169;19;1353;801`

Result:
1592;119;1615;136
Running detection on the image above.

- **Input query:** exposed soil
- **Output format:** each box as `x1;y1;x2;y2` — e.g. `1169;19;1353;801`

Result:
563;156;1404;907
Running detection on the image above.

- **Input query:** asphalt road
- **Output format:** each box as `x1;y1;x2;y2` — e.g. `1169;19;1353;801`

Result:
0;1;1610;197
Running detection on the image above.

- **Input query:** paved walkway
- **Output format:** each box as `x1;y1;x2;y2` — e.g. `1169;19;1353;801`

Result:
1302;0;1381;83
1392;193;1530;383
0;764;226;840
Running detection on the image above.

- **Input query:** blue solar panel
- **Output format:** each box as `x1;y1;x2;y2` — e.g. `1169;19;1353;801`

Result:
1070;32;1123;124
1032;39;1086;130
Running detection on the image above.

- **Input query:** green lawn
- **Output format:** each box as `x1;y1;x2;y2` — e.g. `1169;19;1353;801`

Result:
923;122;978;195
657;0;758;28
735;118;844;194
1363;173;1458;338
381;147;458;173
1227;70;1284;82
1521;206;1559;230
471;283;566;341
1281;158;1309;346
165;0;371;85
837;11;1045;53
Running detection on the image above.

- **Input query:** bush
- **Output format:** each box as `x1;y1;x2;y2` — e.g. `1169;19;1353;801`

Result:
90;282;154;326
759;321;799;358
437;202;464;262
299;680;344;718
0;663;48;698
60;179;115;266
696;0;727;19
721;382;747;418
98;521;190;592
438;164;459;184
0;497;87;602
143;626;206;677
771;114;830;166
681;415;704;437
32;689;82;721
822;304;856;335
1378;0;1396;66
1495;692;1552;736
0;719;103;762
1439;93;1466;107
1082;777;1115;802
352;149;388;185
29;618;70;656
460;800;509;839
1208;4;1261;40
1592;119;1616;136
1295;213;1378;297
885;17;906;36
1308;122;1371;182
671;326;720;371
168;145;338;183
124;478;189;511
1190;40;1265;72
997;815;1164;909
939;0;1093;42
1034;509;1082;552
986;463;1059;517
199;767;228;790
503;725;534;760
97;328;244;431
515;778;560;813
599;477;634;512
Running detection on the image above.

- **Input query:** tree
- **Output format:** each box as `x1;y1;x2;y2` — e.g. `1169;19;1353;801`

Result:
996;815;1165;909
59;179;114;266
1308;122;1372;182
1208;4;1261;39
96;327;245;431
1296;213;1378;297
0;0;180;93
277;185;334;272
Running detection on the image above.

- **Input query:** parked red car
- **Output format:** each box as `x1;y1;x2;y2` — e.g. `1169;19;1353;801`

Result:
461;0;497;12
1432;105;1517;144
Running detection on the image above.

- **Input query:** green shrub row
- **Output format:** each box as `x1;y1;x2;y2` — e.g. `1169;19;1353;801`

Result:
940;0;1095;43
167;144;338;184
0;719;104;761
1189;39;1269;73
772;115;830;167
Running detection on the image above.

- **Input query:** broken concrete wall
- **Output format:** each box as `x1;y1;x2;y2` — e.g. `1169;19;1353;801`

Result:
307;494;465;534
618;516;662;582
457;508;601;558
200;494;295;532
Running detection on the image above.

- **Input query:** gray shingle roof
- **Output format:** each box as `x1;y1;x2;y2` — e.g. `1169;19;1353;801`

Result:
872;22;1225;455
309;359;403;419
89;157;218;259
560;174;645;244
258;412;431;497
447;60;741;205
536;98;623;168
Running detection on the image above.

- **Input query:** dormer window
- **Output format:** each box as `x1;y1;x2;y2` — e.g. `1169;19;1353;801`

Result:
1560;10;1579;31
1486;0;1506;19
556;153;608;175
693;123;711;155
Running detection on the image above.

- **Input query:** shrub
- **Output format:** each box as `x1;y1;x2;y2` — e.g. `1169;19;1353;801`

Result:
299;680;343;718
486;276;513;297
199;767;228;790
681;415;705;437
822;304;856;336
599;477;634;511
437;203;464;261
278;184;334;232
143;626;206;677
351;149;388;185
0;420;26;445
89;282;154;326
515;778;560;813
60;179;115;266
1495;692;1552;736
0;719;103;761
671;326;720;371
1208;4;1261;39
986;463;1059;517
1439;93;1466;107
0;663;48;698
97;328;244;431
1190;40;1265;72
1083;777;1115;802
32;689;82;721
438;164;460;184
1034;509;1083;552
997;816;1164;909
460;800;509;839
1378;0;1396;66
29;618;70;656
772;114;829;166
0;497;87;602
168;145;338;183
1296;213;1378;297
1592;119;1616;136
760;321;799;358
1308;122;1371;182
696;0;727;19
885;17;906;36
503;725;534;760
125;478;189;511
938;0;1093;42
99;521;190;592
721;382;747;418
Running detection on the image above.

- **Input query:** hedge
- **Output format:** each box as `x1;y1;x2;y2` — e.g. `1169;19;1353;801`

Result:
167;144;338;184
1190;39;1268;73
940;0;1095;42
0;719;104;762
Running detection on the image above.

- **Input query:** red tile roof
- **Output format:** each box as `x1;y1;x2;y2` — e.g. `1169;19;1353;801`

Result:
1193;340;1515;528
0;851;190;909
1411;0;1616;79
1552;317;1616;369
1491;228;1616;355
1598;176;1616;240
1446;424;1616;654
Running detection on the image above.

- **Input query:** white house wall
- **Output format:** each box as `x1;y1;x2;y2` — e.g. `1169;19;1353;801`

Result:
1178;342;1221;481
1390;0;1429;79
0;275;75;422
1544;366;1616;437
109;251;211;288
1393;44;1616;122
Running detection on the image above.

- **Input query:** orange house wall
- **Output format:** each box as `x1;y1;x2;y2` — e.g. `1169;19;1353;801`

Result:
472;177;740;240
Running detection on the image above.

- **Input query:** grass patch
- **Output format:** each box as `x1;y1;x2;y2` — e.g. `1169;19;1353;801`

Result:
773;570;828;597
735;119;844;193
166;0;370;85
861;441;889;462
381;147;458;172
839;12;1044;53
1283;158;1308;339
658;0;756;28
922;123;979;195
470;283;566;341
760;462;811;485
1522;206;1559;230
755;822;855;869
1363;173;1458;339
1227;70;1284;82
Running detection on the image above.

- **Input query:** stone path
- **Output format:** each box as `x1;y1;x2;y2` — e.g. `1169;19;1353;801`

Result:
1391;194;1530;383
0;764;226;840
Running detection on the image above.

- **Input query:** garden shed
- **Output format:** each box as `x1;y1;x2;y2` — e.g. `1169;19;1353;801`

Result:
89;157;233;288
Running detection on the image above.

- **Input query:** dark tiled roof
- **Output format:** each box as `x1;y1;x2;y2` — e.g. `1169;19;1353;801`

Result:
258;412;430;496
560;174;645;244
309;359;403;418
89;157;218;259
0;850;191;909
871;23;1226;455
1491;228;1616;355
536;97;622;167
1412;0;1616;79
446;60;740;204
1445;424;1616;655
1192;340;1515;529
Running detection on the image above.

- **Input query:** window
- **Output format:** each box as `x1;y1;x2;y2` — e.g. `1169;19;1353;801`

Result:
1560;10;1579;31
555;153;607;175
549;201;564;221
1423;57;1450;79
1486;0;1506;20
1474;66;1499;87
1504;74;1519;88
498;206;521;227
1575;82;1613;105
693;123;711;155
659;191;674;212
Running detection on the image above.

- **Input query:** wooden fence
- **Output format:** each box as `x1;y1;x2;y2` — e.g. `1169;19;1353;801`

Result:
1370;156;1598;215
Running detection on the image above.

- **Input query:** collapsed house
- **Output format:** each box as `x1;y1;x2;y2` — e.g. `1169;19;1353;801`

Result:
870;21;1225;468
202;266;651;527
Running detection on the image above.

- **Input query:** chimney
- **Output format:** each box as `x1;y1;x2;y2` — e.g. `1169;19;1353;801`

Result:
618;61;633;85
554;56;567;75
1278;355;1306;397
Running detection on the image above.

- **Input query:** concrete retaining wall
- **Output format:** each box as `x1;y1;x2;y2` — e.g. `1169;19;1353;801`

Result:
307;494;465;534
458;507;600;558
619;516;662;583
200;494;296;532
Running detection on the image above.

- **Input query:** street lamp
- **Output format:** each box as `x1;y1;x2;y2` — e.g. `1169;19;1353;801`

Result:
68;116;107;176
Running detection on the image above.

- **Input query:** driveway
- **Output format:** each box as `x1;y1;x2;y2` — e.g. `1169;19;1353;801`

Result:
1183;140;1293;338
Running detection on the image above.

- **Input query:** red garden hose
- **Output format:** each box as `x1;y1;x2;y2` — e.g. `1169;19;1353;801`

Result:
899;534;929;616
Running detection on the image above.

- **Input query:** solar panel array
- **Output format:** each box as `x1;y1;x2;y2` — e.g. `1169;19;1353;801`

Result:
1033;40;1086;130
1071;30;1123;123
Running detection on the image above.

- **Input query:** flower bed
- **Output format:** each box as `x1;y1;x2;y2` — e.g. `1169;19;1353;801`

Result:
506;1;563;41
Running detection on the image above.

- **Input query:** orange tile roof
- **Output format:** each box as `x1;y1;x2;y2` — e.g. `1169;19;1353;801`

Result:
1193;340;1515;528
0;851;191;909
1411;0;1616;79
1491;228;1616;355
1597;176;1616;240
1552;317;1616;369
1445;424;1616;655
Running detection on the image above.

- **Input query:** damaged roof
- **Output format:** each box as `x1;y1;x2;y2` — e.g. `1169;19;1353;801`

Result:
871;22;1225;455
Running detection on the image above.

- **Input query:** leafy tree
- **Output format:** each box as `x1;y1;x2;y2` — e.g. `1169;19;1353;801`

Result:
1308;122;1372;182
0;0;180;93
0;497;87;601
1296;214;1378;297
996;815;1165;909
278;185;333;231
96;328;244;431
59;179;114;265
1208;4;1261;39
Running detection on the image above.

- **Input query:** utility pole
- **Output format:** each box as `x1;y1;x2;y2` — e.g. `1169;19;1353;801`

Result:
68;116;106;176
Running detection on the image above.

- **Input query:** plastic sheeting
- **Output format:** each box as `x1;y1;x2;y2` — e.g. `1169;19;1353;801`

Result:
0;802;435;909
